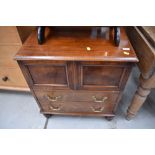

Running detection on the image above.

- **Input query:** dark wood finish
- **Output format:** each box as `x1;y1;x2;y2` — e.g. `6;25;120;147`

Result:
77;61;132;91
17;26;36;43
16;27;137;62
15;27;138;119
28;63;68;85
37;26;121;46
126;26;155;120
35;90;119;116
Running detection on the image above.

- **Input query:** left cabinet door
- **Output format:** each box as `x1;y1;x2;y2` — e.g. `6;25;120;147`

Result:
18;60;75;90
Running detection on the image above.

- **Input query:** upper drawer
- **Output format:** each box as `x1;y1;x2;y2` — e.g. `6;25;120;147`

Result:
77;62;132;91
34;89;119;103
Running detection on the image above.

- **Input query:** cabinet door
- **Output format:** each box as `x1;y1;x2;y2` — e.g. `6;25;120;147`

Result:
19;60;74;90
76;61;131;91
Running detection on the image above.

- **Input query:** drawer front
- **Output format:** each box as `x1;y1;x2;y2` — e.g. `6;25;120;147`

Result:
0;67;28;87
34;90;119;115
77;62;131;91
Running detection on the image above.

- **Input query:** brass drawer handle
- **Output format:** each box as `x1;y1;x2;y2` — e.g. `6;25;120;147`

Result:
46;95;61;102
91;106;104;113
50;105;61;111
92;96;108;103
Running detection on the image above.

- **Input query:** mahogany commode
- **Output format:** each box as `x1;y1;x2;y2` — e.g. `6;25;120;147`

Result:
15;27;138;120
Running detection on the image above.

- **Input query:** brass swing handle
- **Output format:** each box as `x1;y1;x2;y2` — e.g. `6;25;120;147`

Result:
46;95;61;102
92;96;108;103
91;106;104;113
46;95;62;111
50;105;61;111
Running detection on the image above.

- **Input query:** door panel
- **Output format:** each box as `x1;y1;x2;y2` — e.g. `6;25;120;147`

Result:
77;62;130;91
23;61;74;89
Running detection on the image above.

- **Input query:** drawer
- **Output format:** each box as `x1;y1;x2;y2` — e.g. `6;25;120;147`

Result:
0;67;28;87
34;90;119;115
42;101;116;115
0;45;21;67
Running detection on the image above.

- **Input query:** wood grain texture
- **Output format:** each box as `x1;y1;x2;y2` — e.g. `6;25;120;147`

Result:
17;26;36;43
35;90;119;116
16;27;137;118
77;61;132;91
15;27;138;62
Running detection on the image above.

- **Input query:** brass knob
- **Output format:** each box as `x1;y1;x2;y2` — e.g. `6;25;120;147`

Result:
50;106;61;111
91;106;104;113
2;76;8;82
46;95;61;102
92;96;108;103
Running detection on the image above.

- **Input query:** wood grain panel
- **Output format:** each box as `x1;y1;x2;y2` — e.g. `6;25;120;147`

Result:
77;61;131;91
27;65;68;86
83;65;123;85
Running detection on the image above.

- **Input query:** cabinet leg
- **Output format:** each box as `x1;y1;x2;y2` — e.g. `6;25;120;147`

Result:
105;116;114;121
126;85;151;120
43;114;51;118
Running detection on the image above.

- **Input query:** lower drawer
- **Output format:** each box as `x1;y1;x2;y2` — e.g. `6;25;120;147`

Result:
34;90;120;115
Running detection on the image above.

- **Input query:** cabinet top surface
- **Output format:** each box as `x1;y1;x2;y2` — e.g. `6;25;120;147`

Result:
15;27;138;62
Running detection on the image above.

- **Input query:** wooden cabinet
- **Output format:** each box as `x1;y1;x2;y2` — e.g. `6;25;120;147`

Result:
0;26;35;91
15;27;138;119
